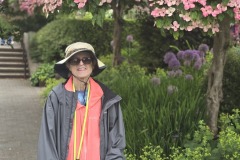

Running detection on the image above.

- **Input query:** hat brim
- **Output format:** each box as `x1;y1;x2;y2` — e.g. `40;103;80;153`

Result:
54;50;106;79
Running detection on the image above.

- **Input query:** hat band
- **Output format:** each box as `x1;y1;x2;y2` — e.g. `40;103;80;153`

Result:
66;48;93;58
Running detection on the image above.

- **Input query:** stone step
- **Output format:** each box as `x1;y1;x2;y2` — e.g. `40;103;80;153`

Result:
0;45;23;51
0;72;29;78
0;42;29;79
0;62;26;67
0;67;29;73
0;52;24;57
0;57;25;62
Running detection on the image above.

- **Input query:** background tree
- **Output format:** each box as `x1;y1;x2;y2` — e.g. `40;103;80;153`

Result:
18;0;240;135
19;0;148;66
149;0;239;135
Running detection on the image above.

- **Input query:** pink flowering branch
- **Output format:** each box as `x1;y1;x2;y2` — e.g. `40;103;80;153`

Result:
149;0;240;34
19;0;62;15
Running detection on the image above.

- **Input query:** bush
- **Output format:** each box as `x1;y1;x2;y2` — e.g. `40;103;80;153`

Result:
95;51;209;155
125;109;240;160
11;14;52;33
221;46;240;112
30;63;55;86
0;15;20;40
29;18;138;63
41;78;65;99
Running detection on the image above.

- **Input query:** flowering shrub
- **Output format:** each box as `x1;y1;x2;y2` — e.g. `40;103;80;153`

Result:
19;0;144;15
149;0;240;36
163;43;211;95
164;43;209;72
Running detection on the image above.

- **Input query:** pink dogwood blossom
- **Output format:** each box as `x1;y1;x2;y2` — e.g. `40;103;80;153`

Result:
171;21;180;31
151;7;166;17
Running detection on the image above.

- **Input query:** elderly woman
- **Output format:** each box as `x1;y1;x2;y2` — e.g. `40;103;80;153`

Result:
37;42;126;160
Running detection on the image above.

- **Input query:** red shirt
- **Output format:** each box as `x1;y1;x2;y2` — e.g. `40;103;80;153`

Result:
65;76;103;160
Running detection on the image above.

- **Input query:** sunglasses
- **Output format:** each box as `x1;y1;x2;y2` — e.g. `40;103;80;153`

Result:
68;57;92;65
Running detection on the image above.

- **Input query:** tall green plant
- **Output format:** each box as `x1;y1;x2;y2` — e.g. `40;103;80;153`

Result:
96;53;208;155
125;110;240;159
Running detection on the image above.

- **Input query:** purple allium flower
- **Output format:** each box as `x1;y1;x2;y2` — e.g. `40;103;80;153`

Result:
167;70;176;77
164;52;176;64
150;77;161;85
175;69;183;77
199;51;205;58
184;50;196;60
167;69;182;77
167;85;178;95
126;35;133;42
198;44;209;53
168;58;180;70
194;59;202;70
192;50;200;61
183;50;195;61
183;60;191;66
185;74;194;80
177;51;185;60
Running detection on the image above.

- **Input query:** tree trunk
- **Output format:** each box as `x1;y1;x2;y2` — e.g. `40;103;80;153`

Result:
206;17;231;136
112;0;124;66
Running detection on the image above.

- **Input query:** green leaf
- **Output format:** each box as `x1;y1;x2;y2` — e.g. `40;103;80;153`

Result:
156;19;164;28
160;28;166;37
173;31;179;40
165;18;172;26
226;9;234;17
217;14;225;21
179;30;184;38
190;11;198;20
222;0;230;5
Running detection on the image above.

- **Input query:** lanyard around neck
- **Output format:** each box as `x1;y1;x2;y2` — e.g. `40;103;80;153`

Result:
72;82;91;160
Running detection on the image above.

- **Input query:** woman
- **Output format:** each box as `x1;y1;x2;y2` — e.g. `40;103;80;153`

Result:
37;42;126;160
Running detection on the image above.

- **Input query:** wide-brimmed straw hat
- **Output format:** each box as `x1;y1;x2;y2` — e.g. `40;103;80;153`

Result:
54;42;106;79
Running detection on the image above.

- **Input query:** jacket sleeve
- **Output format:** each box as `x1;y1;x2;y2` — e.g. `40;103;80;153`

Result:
37;91;59;160
105;103;126;160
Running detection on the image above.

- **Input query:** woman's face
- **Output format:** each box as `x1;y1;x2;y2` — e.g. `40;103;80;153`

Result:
67;52;93;80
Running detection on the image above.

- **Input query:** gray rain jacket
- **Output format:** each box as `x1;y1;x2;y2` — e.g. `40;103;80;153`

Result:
37;79;126;160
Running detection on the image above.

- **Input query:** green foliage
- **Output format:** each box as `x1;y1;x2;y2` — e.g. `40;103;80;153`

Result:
81;0;147;27
30;63;55;86
41;53;207;156
135;15;213;71
221;46;240;112
41;78;65;99
125;109;240;159
29;18;138;63
139;144;166;160
0;15;20;39
95;54;208;156
11;14;52;33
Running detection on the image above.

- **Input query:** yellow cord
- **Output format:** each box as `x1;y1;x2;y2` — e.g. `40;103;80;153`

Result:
77;84;90;159
73;82;91;160
73;84;76;160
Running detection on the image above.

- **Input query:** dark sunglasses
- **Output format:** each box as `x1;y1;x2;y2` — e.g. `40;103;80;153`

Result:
68;57;92;65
